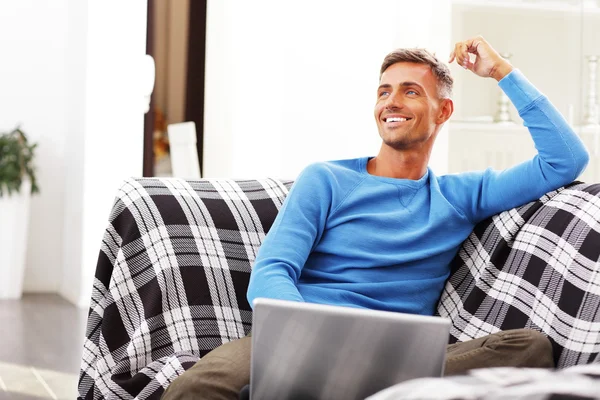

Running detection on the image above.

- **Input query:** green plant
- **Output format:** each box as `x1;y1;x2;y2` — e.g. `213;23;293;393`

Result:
0;126;39;197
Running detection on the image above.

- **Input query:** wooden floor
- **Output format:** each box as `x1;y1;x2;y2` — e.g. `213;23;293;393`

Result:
0;294;87;399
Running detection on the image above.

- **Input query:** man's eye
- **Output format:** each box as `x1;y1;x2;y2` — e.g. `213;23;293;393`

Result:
407;90;417;95
379;91;390;97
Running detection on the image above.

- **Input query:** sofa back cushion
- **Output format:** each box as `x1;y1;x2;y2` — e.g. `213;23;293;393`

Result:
437;183;600;368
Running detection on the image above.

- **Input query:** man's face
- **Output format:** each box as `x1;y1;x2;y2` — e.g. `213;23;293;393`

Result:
374;62;448;150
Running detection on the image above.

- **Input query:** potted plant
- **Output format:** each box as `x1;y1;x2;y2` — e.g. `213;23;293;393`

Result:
0;126;39;298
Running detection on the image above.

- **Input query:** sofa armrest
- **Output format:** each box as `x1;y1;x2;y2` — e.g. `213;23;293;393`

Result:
78;177;291;400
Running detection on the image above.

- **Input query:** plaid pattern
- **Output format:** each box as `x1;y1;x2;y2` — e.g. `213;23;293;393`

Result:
438;183;600;368
79;178;600;399
78;178;292;400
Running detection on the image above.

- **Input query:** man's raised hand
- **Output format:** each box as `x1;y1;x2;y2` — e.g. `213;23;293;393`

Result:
449;36;514;81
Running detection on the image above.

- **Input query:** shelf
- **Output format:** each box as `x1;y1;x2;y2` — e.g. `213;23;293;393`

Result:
452;0;600;16
450;121;524;131
449;121;600;133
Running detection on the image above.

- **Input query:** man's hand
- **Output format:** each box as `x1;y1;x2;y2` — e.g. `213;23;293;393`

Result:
449;36;514;82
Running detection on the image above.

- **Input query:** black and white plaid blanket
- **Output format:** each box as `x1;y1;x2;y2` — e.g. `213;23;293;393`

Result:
78;178;600;399
78;178;292;400
438;183;600;368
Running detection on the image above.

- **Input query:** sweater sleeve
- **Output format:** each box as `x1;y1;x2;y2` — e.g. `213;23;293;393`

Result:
448;69;590;224
247;163;332;308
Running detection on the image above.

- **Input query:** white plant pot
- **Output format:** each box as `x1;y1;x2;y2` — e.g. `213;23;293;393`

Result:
0;181;31;299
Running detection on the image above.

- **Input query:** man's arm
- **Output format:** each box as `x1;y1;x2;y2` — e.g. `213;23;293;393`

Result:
246;163;332;308
447;36;589;223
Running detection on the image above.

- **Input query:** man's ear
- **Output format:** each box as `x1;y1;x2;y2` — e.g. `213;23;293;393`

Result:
437;98;454;124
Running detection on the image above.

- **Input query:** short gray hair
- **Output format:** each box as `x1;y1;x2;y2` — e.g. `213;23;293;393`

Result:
380;48;453;99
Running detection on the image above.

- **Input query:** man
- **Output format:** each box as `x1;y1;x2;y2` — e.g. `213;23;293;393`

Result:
162;36;589;400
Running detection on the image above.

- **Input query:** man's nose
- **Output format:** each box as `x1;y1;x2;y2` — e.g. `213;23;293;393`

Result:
385;92;403;109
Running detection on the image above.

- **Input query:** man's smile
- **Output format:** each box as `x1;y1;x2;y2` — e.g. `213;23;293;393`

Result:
383;115;413;127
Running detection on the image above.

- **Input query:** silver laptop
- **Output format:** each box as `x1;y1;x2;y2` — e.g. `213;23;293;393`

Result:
250;298;450;400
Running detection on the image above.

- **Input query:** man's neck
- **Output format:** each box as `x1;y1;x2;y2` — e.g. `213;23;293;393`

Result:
367;146;430;180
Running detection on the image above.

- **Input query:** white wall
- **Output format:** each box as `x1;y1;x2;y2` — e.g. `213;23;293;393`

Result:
61;1;148;307
450;5;599;126
0;0;70;292
0;1;147;306
61;0;88;303
203;0;452;180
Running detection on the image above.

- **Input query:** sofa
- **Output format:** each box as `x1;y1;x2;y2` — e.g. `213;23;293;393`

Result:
78;177;600;400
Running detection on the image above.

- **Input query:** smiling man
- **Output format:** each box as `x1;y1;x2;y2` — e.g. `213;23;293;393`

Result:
162;36;589;400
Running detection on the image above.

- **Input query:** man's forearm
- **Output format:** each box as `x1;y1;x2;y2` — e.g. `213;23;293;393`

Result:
466;69;589;223
247;261;305;307
499;69;588;180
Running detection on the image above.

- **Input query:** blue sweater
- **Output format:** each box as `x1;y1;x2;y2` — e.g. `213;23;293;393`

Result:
247;70;589;316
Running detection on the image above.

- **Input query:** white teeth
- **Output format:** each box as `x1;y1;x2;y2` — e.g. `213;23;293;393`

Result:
386;117;407;122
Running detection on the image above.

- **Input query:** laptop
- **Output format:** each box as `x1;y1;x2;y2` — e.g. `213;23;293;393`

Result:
250;298;451;400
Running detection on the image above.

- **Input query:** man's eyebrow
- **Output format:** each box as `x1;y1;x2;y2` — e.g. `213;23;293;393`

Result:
399;81;425;91
377;81;426;92
377;84;392;91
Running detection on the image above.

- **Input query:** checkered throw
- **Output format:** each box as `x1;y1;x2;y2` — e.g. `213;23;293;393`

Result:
437;182;600;368
78;178;600;400
78;178;292;400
